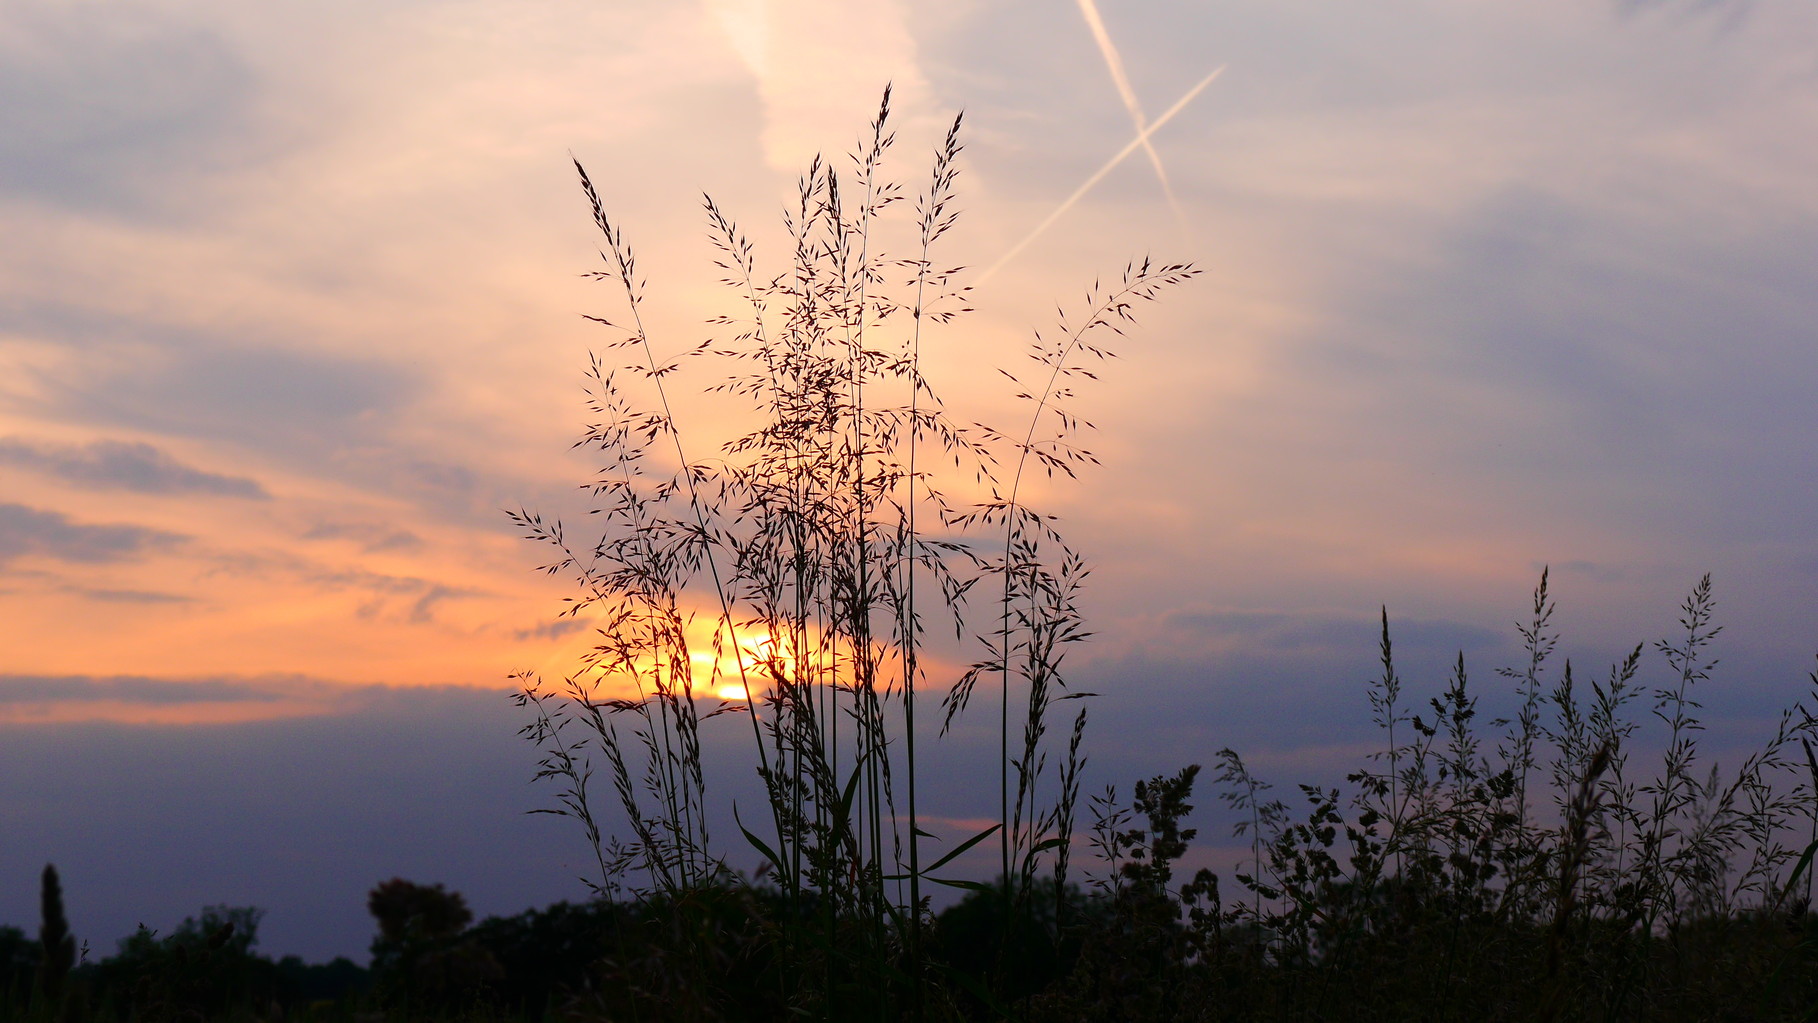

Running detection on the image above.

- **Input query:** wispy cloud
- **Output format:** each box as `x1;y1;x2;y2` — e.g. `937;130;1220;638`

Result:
49;342;416;452
0;503;185;565
1156;607;1504;657
0;2;255;215
0;674;289;706
0;672;413;725
0;437;267;498
1613;0;1753;27
68;586;193;605
301;521;421;552
510;618;590;643
704;0;927;172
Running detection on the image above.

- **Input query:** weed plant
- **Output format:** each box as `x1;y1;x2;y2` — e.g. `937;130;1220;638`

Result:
512;89;1196;1018
1040;571;1818;1022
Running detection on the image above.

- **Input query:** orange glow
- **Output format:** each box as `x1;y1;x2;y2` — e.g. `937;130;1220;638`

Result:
545;601;961;711
559;610;815;705
691;631;796;702
707;633;790;702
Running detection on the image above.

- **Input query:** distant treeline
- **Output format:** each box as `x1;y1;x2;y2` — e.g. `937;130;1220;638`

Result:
3;868;626;1021
8;787;1818;1023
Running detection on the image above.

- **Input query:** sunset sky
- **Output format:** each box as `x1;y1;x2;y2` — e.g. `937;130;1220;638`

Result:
5;0;1817;963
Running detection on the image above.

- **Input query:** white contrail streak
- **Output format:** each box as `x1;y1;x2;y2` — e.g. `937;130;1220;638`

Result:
1075;0;1184;220
977;65;1224;285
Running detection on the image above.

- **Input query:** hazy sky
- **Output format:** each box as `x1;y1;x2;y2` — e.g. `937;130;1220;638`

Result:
4;0;1816;962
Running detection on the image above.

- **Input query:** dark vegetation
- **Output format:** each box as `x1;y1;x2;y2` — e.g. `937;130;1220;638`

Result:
15;96;1818;1020
496;92;1818;1019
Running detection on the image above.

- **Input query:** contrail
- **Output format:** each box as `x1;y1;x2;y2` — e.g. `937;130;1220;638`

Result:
977;65;1224;285
1075;0;1184;220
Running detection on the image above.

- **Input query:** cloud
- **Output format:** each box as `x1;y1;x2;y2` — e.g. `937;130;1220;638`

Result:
301;521;421;552
44;339;417;456
70;586;194;605
1302;175;1818;535
0;3;257;215
0;503;185;565
1155;607;1504;660
406;583;473;624
1049;604;1525;780
0;437;267;498
1613;0;1753;28
0;674;295;707
977;66;1223;284
511;618;591;643
292;565;485;627
704;0;927;171
0;672;486;726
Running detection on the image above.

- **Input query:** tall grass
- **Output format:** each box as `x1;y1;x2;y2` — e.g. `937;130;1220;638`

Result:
513;89;1196;1018
511;94;1818;1023
1045;572;1818;1022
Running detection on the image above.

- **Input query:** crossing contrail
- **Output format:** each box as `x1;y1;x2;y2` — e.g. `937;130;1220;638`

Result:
977;65;1224;285
1075;0;1184;220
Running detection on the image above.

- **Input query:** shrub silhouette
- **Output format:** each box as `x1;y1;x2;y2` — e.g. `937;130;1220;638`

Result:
464;899;628;1020
91;907;273;1021
0;924;39;1011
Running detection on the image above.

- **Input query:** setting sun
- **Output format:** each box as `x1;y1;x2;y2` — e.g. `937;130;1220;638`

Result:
705;631;794;702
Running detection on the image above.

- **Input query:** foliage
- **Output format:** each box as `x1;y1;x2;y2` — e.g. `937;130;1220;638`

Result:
0;924;40;1011
1033;573;1818;1022
92;906;272;1021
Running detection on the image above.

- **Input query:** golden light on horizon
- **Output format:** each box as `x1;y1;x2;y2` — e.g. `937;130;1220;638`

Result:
704;630;798;703
568;610;812;705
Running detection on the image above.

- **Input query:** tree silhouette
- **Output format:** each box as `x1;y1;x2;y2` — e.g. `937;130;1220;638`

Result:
35;864;75;1005
367;878;499;1009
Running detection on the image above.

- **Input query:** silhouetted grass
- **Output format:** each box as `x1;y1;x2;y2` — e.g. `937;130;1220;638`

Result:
504;92;1818;1021
512;87;1196;1018
1034;572;1818;1023
10;577;1818;1020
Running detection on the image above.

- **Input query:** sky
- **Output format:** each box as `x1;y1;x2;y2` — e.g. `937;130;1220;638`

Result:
4;0;1817;964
